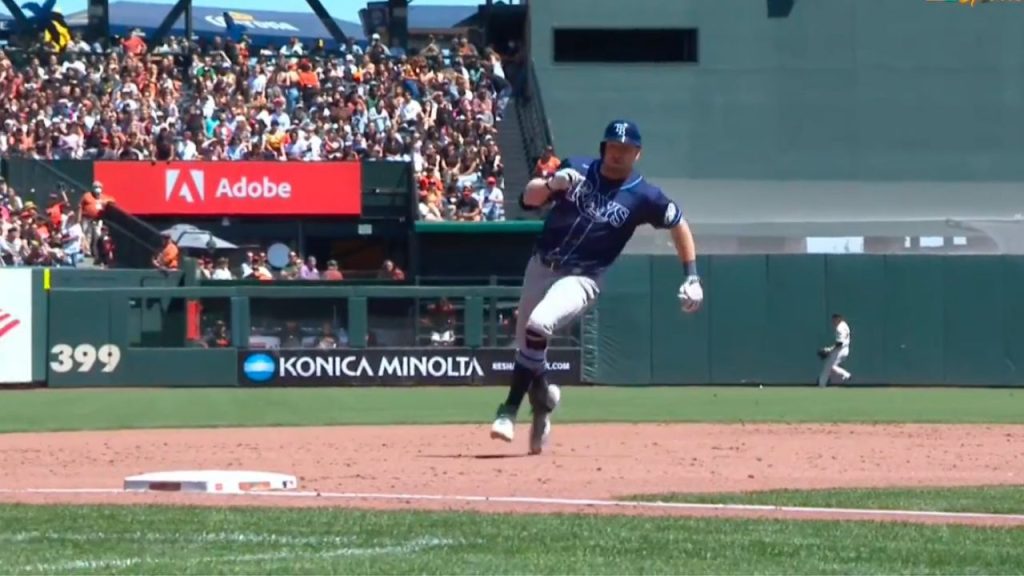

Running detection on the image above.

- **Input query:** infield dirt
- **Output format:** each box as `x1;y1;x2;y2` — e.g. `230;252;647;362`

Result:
1;423;1022;526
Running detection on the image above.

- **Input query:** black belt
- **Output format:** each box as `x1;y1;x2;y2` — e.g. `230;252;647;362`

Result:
538;253;564;269
537;254;587;274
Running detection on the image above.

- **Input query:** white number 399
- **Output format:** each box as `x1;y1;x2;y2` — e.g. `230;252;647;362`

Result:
49;344;122;374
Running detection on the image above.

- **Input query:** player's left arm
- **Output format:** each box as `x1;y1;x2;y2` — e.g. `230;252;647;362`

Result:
645;187;703;314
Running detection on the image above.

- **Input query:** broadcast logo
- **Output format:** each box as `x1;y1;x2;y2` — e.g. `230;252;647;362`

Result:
243;353;276;382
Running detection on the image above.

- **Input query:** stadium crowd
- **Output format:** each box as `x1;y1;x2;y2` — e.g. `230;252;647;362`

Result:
0;28;515;269
0;29;511;217
1;179;116;267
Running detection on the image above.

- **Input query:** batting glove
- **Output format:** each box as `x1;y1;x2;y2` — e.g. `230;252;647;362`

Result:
678;275;704;314
548;168;585;193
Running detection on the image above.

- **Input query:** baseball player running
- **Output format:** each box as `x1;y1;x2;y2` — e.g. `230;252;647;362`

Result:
490;119;704;455
817;313;852;387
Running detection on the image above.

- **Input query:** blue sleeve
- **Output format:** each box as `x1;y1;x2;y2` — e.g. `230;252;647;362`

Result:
643;185;684;229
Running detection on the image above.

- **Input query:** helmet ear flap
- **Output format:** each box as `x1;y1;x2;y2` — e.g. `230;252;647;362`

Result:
600;141;606;157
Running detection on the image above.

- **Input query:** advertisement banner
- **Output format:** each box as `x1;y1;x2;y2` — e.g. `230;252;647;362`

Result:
93;161;362;216
0;269;34;384
238;348;581;387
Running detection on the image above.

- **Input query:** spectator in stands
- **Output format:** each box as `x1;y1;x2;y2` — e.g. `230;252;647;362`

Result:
379;259;405;281
535;145;560;178
60;210;84;267
424;297;457;347
211;257;234;280
419;191;445;222
0;224;24;266
250;253;274;281
322;259;343;281
199;256;214;279
0;194;69;266
300;256;320;280
280;251;303;280
280;320;303;348
153;232;180;271
94;225;116;268
46;190;70;230
240;251;255;278
78;181;112;257
477;176;505;222
0;179;20;214
455;185;482;222
122;30;148;57
499;308;518;345
421;35;442;69
203;319;231;348
313;321;339;349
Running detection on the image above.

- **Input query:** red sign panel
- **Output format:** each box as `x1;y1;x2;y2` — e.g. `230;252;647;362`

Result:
93;162;362;216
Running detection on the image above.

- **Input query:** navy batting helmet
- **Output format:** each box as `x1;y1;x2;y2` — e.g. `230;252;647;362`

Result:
601;120;642;158
602;120;642;148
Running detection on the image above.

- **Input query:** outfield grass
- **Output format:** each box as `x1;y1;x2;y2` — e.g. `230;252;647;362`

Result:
0;504;1022;575
0;386;1022;433
632;486;1024;515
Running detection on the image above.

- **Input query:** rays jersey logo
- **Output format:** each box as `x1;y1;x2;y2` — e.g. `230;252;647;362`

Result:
567;179;631;228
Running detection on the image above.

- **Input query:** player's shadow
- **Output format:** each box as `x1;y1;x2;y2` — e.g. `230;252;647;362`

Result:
418;453;530;460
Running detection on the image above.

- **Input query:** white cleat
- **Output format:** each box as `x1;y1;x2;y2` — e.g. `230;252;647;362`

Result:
528;413;551;455
490;415;515;442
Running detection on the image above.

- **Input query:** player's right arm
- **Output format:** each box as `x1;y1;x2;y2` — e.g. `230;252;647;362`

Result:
520;158;586;210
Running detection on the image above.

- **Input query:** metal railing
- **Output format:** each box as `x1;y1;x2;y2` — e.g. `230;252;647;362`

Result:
518;58;555;166
10;157;165;268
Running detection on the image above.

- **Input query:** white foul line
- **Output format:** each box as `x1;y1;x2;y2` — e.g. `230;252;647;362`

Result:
1;487;1024;523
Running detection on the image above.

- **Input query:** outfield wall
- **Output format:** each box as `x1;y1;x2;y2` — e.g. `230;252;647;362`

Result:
1;254;1022;388
590;254;1024;386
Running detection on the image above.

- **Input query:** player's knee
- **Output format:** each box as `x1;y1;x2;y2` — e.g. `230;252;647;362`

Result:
524;324;550;351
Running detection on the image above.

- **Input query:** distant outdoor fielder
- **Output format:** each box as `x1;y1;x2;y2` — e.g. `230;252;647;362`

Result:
817;313;852;387
490;119;704;455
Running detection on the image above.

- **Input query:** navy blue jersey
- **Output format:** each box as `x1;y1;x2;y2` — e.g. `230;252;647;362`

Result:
534;156;683;273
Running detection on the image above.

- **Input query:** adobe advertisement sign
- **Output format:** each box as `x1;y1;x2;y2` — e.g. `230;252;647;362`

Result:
238;347;581;387
93;161;362;216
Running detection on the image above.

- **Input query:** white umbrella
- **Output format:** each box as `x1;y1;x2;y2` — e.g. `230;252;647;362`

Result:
162;224;238;250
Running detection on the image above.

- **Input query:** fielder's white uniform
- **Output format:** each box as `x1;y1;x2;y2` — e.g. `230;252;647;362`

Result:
818;320;851;387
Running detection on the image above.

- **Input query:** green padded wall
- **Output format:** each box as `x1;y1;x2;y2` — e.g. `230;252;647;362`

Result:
884;256;945;385
1002;258;1024;386
649;255;711;384
708;256;768;384
763;255;827;385
592;255;652;385
593;254;1024;387
942;256;1005;385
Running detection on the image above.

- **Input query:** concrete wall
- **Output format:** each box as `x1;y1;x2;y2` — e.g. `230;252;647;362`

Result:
530;0;1024;183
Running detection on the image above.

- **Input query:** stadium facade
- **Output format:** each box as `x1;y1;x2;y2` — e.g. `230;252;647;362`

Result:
527;0;1024;254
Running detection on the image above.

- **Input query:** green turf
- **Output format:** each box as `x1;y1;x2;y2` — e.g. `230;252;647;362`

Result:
632;485;1024;515
0;504;1022;575
1;386;1023;433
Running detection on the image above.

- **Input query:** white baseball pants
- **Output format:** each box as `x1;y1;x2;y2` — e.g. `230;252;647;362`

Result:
818;347;851;387
514;256;600;355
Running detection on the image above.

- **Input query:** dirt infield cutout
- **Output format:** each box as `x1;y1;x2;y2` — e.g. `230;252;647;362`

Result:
1;423;1022;526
